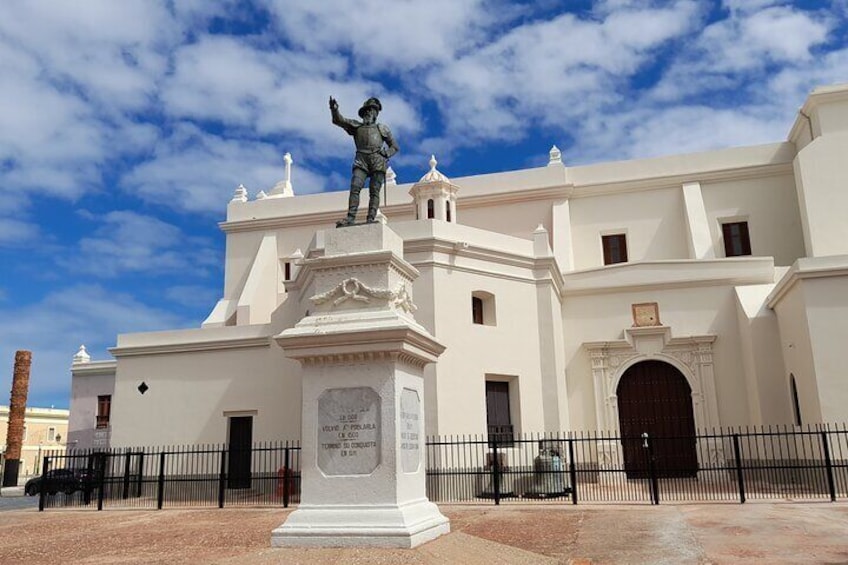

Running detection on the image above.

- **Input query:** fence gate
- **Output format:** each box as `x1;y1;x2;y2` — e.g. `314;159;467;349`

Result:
617;360;698;478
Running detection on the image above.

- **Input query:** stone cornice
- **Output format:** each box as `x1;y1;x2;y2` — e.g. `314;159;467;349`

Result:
562;257;775;296
454;184;573;209
767;256;848;308
403;236;565;295
219;153;794;235
109;336;271;358
71;359;117;376
276;324;445;368
584;334;717;351
570;162;793;199
219;203;415;234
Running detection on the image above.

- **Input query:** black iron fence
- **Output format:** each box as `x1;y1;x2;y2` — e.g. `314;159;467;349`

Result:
37;441;301;511
35;424;848;510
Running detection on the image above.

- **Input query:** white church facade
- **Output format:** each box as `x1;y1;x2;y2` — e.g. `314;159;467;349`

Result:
69;83;848;454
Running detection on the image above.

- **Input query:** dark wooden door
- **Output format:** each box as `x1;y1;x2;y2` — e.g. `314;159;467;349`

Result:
617;361;698;478
486;381;513;447
227;416;252;489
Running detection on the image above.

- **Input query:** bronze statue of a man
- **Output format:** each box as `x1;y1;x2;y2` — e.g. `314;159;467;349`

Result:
329;96;399;227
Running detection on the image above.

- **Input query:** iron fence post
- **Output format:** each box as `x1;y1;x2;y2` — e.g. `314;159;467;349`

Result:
567;437;578;505
156;451;166;510
96;453;107;511
732;433;746;503
820;431;837;502
38;456;49;512
283;445;290;508
218;449;227;509
122;451;131;499
492;438;501;505
135;451;144;498
646;435;659;505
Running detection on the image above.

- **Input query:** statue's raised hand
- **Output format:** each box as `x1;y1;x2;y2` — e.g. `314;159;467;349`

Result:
329;96;338;111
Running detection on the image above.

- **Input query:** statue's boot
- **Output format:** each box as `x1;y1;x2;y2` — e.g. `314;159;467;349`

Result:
366;189;380;223
336;191;360;227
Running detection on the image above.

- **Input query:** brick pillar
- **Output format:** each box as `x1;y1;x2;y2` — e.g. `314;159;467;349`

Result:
3;350;32;487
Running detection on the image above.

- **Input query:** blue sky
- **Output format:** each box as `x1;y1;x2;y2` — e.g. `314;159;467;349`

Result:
1;0;846;409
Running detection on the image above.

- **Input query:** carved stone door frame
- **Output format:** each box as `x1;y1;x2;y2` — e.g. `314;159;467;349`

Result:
583;326;723;473
585;326;719;434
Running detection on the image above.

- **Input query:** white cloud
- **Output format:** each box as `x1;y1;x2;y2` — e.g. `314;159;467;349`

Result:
575;104;786;164
160;35;421;156
768;48;848;103
0;1;180;206
261;0;492;70
0;1;178;113
650;3;831;103
0;285;189;408
67;210;219;277
120;124;337;212
0;218;40;247
165;285;221;309
423;2;700;146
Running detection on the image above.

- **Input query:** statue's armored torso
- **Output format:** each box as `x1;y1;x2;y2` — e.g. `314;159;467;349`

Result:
354;123;384;154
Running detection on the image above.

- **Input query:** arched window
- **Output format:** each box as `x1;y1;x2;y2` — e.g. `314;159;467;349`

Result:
790;374;802;425
446;201;452;223
427;199;435;219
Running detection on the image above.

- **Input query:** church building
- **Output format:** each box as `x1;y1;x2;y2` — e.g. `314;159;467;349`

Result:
69;83;848;462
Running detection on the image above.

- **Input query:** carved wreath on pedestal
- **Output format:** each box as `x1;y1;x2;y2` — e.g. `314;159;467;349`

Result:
310;277;417;313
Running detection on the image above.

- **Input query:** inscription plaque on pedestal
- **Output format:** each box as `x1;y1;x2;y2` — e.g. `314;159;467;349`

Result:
317;387;381;475
400;388;421;473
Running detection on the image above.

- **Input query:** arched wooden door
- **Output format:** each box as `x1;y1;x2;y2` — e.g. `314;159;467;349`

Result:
617;360;698;478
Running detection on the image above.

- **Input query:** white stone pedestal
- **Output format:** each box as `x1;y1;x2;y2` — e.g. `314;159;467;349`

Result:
271;223;449;548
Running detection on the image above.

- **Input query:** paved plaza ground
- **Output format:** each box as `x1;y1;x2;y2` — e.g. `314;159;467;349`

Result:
0;502;847;564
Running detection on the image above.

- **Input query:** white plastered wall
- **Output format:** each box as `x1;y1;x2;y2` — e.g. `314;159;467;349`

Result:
109;337;302;447
564;284;751;431
569;187;688;270
771;265;848;424
701;174;805;266
770;281;822;423
734;283;791;425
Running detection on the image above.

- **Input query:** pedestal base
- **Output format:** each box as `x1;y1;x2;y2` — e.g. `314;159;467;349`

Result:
271;499;450;548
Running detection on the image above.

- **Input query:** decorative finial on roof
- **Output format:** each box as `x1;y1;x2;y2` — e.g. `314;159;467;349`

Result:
419;154;450;183
73;345;91;364
231;184;248;203
548;145;563;166
386;166;397;186
268;152;295;198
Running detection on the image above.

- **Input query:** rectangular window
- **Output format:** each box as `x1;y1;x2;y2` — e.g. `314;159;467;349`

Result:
284;262;292;281
96;395;112;429
48;427;56;441
486;381;513;447
602;234;628;265
472;296;484;325
22;425;27;442
722;221;751;257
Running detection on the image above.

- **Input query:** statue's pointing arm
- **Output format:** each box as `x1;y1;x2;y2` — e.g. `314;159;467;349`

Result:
329;96;357;135
381;124;399;159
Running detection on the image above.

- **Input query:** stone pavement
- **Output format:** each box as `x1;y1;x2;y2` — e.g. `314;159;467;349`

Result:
0;502;846;564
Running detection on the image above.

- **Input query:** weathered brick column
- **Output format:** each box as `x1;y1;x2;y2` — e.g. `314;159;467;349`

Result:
3;350;32;487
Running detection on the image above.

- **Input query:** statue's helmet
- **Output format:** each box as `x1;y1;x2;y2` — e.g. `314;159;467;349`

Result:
358;97;382;118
